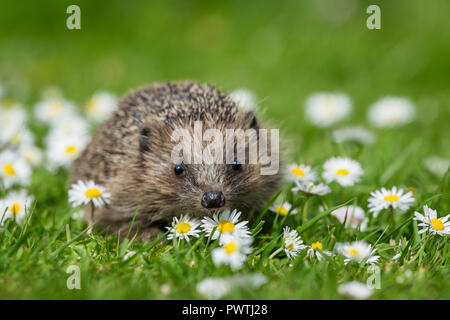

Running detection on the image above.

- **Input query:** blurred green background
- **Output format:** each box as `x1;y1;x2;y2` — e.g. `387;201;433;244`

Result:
0;0;449;154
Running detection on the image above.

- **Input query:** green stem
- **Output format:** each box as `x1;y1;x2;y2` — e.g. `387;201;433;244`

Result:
389;206;396;230
302;196;310;225
269;247;283;260
411;233;431;263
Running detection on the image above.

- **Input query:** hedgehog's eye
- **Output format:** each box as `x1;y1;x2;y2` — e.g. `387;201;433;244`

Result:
232;160;242;171
174;164;185;176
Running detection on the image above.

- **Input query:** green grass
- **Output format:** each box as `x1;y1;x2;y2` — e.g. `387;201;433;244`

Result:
0;0;449;299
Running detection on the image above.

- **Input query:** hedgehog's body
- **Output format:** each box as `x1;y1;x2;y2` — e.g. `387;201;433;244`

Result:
70;81;282;239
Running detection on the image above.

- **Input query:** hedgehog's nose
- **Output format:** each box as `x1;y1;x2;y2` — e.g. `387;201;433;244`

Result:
201;191;226;209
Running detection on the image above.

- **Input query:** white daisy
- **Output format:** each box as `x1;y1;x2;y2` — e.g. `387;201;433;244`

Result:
201;208;250;240
322;157;363;187
332;126;375;145
282;226;307;260
368;96;415;128
47;114;89;138
307;241;333;261
166;215;201;242
285;163;317;183
196;273;267;300
229;88;258;112
229;273;268;289
19;145;43;166
423;156;449;178
0;190;34;225
34;98;77;124
68;180;111;208
0;150;32;188
45;133;90;169
368;186;415;217
335;241;379;265
85;91;117;122
291;181;331;196
211;234;253;270
414;205;450;236
269;202;298;216
305;92;352;127
338;281;373;300
6;128;35;150
0;104;28;146
331;205;368;231
196;277;231;300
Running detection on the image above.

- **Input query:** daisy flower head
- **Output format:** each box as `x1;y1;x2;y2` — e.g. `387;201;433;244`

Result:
212;234;253;270
423;156;449;178
0;190;34;226
166;215;201;242
196;277;231;300
229;88;258;112
338;281;373;300
68;180;111;208
368;186;414;217
34;98;77;124
285;163;317;183
45;133;90;169
322;157;363;187
47;114;89;138
368;96;415;128
414;205;450;236
291;181;331;196
307;241;333;261
201;208;250;240
336;241;379;265
0;150;32;188
269;202;298;216
0;103;28;146
332;126;375;145
305;92;352;128
19;145;43;166
85;91;117;122
282;226;307;260
8;126;33;146
331;205;368;231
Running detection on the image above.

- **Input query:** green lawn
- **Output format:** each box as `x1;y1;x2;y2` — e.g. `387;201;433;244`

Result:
0;0;449;299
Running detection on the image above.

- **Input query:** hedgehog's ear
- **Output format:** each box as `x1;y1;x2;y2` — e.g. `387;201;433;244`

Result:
139;126;152;153
245;111;259;131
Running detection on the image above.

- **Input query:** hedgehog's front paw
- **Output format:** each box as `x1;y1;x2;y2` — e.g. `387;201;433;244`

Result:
137;226;164;242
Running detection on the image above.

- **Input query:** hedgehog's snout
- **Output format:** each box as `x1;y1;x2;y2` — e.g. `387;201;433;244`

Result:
201;191;226;209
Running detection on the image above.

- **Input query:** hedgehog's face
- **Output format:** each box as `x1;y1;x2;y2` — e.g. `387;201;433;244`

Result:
139;112;282;219
169;161;254;216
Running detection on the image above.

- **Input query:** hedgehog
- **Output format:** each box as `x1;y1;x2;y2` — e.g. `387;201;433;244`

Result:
70;81;282;240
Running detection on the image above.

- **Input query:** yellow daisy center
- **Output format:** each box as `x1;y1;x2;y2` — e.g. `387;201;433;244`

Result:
312;242;323;250
86;98;99;113
430;218;444;231
176;222;191;234
224;242;237;254
348;248;358;256
217;220;235;233
11;133;20;145
384;194;399;202
10;203;21;216
65;145;77;154
336;168;349;176
85;188;102;198
275;206;289;215
50;102;63;116
286;242;295;250
291;167;305;178
3;164;16;176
